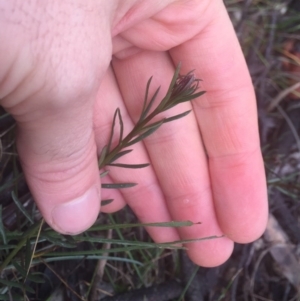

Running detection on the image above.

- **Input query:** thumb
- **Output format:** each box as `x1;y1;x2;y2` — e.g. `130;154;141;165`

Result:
16;103;101;235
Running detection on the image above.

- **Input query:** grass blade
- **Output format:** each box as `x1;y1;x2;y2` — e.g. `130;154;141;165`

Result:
0;220;42;273
11;191;34;224
0;205;7;245
24;219;43;283
24;238;32;272
40;233;77;248
89;220;197;232
177;266;199;301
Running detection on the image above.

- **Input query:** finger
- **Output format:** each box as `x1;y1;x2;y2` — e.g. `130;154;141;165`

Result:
112;50;234;267
11;99;101;235
93;66;180;243
169;0;268;243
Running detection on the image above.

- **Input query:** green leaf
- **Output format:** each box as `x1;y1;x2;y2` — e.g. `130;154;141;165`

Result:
101;199;114;206
107;163;150;169
12;260;27;277
117;108;124;145
101;183;137;189
89;220;197;231
32;255;143;266
98;145;108;167
0;205;7;245
0;221;41;273
0;279;35;294
100;170;109;178
0;245;16;250
162;110;191;123
157;62;181;111
26;273;45;284
12;260;45;283
164;90;206;111
0;293;24;300
172;90;206;107
107;108;119;153
41;233;77;248
24;239;32;272
110;149;133;163
11;191;34;224
126;120;164;146
139;76;153;123
140;86;161;121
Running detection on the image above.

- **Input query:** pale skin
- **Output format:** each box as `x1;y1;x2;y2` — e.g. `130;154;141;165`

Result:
0;0;268;267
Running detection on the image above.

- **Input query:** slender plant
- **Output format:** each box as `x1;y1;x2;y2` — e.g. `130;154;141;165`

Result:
99;63;205;203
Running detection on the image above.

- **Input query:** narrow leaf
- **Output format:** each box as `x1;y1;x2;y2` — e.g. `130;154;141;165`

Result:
26;273;45;284
140;86;161;121
174;90;206;105
12;260;27;277
100;170;109;178
158;235;224;246
12;260;45;283
101;183;137;189
163;110;191;123
11;191;34;224
0;279;25;289
117;109;124;145
108;163;150;169
90;220;197;231
139;76;153;122
101;199;114;206
24;219;43;283
0;279;35;294
110;149;133;163
0;205;7;245
136;119;164;134
0;221;41;273
98;145;108;167
157;62;181;111
127;121;164;146
24;238;32;272
0;245;16;250
164;91;206;111
179;90;206;101
33;255;143;266
107;108;119;153
41;234;77;248
0;293;24;300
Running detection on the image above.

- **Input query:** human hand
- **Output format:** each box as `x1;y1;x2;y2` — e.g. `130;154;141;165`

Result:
0;0;268;267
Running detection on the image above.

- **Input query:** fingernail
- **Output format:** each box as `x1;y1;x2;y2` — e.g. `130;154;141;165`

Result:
51;186;100;235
